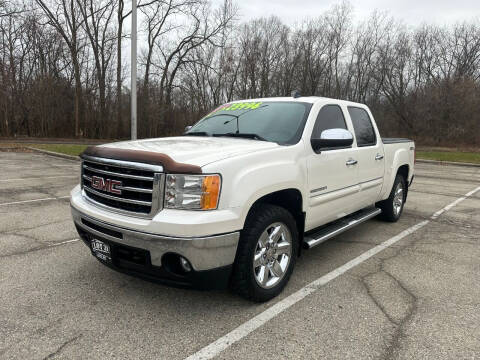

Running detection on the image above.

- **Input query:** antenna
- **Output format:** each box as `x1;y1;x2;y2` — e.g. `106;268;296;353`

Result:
291;90;301;98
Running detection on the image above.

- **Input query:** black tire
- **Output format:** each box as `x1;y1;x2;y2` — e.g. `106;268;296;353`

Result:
377;174;407;222
230;204;298;302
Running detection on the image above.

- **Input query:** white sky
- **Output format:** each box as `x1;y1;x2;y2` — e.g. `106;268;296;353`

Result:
213;0;480;26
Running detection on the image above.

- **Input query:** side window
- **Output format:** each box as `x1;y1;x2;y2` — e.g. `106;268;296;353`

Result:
348;107;376;147
311;105;347;139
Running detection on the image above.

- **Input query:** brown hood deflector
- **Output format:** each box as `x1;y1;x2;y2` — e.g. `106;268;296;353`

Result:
80;146;202;174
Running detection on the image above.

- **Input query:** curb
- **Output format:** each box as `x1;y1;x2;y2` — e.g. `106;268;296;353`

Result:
416;159;480;168
26;147;80;161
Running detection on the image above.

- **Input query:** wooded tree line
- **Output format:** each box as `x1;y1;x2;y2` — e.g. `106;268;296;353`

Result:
1;0;479;146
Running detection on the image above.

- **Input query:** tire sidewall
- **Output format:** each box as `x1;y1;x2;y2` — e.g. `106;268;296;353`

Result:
391;175;406;221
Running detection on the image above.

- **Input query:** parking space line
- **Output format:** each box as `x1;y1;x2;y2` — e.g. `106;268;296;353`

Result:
0;196;70;206
0;175;77;182
48;238;80;247
185;185;480;360
431;186;479;219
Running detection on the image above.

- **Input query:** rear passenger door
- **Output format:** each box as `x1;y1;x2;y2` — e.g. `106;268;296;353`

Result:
347;107;385;208
306;104;360;230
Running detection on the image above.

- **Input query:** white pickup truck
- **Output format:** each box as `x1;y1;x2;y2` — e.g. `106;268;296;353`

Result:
70;96;415;301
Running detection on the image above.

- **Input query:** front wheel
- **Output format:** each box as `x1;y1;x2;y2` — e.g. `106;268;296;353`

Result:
378;174;407;222
230;204;298;302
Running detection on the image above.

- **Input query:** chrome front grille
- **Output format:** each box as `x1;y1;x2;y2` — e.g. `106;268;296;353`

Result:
81;156;164;218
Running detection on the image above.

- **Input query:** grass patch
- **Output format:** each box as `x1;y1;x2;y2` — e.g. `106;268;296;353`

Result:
416;150;480;164
29;144;88;157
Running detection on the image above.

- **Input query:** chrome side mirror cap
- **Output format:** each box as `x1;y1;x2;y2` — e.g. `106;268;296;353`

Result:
184;125;192;133
311;128;354;153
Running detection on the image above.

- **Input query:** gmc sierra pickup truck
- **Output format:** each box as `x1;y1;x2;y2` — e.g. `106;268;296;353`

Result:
71;96;415;301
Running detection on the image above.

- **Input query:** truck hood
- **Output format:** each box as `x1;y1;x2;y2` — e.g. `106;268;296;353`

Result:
99;136;280;167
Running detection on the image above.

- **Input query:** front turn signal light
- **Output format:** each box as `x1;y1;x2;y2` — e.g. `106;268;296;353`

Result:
201;175;221;210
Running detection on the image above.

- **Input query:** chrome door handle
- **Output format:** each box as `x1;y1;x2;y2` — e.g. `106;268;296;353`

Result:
346;159;358;166
375;154;384;160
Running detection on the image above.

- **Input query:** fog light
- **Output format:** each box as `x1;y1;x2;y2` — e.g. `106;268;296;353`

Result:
180;257;192;272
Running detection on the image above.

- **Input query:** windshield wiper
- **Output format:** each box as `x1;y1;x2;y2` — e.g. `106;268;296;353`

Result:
212;133;269;142
222;105;269;133
184;131;210;137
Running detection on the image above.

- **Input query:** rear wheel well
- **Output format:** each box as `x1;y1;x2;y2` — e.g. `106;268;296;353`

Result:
397;164;409;182
247;189;305;254
397;164;409;197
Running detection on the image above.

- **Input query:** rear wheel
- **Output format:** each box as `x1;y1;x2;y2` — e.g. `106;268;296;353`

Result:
230;204;298;302
378;174;406;222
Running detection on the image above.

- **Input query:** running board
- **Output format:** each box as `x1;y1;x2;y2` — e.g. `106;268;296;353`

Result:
303;207;382;249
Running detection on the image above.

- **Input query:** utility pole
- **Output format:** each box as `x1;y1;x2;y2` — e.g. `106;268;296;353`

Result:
131;0;137;140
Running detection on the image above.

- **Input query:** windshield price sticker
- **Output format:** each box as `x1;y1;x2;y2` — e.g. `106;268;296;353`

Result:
207;102;263;117
223;102;263;110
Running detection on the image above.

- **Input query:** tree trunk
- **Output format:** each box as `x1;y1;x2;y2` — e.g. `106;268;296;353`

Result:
73;57;82;137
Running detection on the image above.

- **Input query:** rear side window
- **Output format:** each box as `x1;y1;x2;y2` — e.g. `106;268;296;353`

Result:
348;107;376;146
311;105;347;138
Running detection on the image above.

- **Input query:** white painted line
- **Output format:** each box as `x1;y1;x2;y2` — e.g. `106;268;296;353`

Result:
48;238;80;247
465;186;480;197
0;196;70;206
0;175;77;182
185;185;480;360
48;163;79;167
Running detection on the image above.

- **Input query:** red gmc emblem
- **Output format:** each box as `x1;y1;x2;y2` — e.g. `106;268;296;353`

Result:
91;176;122;195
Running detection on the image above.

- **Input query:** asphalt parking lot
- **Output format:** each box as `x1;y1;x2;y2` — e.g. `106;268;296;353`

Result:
0;151;479;360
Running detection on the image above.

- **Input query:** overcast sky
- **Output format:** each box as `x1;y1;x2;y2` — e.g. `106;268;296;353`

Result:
213;0;480;26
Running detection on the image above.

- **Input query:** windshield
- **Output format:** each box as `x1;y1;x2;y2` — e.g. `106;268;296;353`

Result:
185;101;312;144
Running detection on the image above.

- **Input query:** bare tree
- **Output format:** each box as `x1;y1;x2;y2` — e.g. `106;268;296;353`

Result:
323;1;352;97
76;0;116;131
142;0;235;134
35;0;85;136
115;0;127;134
0;0;23;17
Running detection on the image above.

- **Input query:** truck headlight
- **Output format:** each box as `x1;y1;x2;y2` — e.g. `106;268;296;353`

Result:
164;174;221;210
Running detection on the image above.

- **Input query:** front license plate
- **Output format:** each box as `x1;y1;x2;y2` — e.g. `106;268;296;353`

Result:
91;239;111;263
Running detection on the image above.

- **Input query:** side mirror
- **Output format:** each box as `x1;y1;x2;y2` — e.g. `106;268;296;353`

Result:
311;128;354;153
184;125;192;133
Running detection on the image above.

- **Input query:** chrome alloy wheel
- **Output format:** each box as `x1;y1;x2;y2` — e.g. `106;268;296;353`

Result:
393;182;404;216
253;222;292;289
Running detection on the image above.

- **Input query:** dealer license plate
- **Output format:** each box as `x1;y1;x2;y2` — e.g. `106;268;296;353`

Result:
91;239;111;263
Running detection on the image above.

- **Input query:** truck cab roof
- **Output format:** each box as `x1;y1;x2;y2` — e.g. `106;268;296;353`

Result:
232;96;370;109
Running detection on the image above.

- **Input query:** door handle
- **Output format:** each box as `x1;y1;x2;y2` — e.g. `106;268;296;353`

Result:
375;154;384;160
346;159;358;166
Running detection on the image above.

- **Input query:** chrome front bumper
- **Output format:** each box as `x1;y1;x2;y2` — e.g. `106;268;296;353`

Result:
71;206;240;271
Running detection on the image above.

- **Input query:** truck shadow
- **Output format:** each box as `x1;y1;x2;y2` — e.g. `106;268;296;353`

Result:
74;216;415;315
